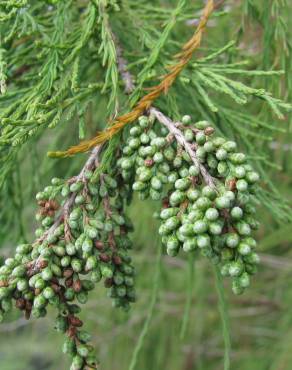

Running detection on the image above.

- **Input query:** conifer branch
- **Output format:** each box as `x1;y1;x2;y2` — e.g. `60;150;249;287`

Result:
0;3;292;370
48;0;215;157
25;31;136;283
1;3;290;368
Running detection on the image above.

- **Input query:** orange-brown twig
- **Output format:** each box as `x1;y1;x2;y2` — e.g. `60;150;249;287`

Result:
49;0;214;158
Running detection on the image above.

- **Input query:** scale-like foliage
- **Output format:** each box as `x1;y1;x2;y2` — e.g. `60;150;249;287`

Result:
0;1;291;370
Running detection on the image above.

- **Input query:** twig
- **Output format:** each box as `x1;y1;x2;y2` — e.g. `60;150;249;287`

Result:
150;107;216;187
38;145;103;243
114;34;135;94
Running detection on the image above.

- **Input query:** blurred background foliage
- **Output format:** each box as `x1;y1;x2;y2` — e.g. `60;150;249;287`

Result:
0;0;291;369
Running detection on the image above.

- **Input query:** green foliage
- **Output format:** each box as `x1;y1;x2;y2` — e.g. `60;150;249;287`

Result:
0;0;291;369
